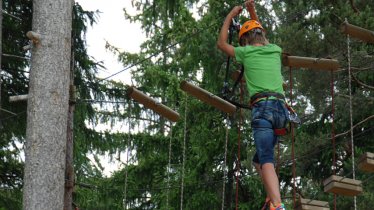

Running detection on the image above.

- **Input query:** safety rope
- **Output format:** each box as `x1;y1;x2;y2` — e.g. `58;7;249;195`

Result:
166;122;173;209
235;79;244;210
123;102;132;210
289;67;297;207
180;99;187;210
221;116;230;210
330;66;337;210
346;27;357;210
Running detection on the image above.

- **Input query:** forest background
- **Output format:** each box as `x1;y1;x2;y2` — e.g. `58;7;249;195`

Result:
0;0;373;209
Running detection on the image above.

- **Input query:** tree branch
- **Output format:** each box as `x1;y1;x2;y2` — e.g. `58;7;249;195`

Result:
335;114;374;138
352;73;374;90
349;0;360;14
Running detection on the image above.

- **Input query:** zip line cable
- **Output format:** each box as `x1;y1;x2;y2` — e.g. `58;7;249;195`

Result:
98;21;220;82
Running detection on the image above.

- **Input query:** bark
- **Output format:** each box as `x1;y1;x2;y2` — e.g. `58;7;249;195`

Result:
23;0;73;209
0;0;3;127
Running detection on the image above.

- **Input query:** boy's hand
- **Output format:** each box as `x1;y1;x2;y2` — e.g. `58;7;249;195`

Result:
245;0;255;9
229;6;243;18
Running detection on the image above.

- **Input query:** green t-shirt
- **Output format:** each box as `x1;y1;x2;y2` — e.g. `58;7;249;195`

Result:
234;44;284;97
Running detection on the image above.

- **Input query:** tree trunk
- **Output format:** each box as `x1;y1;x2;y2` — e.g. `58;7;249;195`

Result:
23;0;73;209
0;0;3;127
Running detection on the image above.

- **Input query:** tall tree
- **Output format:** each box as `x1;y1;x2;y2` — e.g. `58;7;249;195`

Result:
22;0;73;209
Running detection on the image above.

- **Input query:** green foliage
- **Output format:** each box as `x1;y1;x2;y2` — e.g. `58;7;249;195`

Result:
1;0;374;209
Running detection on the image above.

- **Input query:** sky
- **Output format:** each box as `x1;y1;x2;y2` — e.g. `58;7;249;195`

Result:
75;0;145;84
75;0;146;176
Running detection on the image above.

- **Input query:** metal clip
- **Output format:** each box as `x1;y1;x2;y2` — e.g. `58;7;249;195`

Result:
289;112;301;125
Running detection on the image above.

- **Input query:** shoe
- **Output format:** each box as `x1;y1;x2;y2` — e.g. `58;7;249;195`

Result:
261;197;270;210
269;203;286;210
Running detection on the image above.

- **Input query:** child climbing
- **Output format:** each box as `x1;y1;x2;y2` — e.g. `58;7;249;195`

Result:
217;1;288;210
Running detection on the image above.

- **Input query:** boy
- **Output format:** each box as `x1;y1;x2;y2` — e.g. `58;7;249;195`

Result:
217;1;288;210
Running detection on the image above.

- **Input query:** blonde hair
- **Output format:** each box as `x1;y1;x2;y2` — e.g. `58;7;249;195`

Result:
239;29;269;46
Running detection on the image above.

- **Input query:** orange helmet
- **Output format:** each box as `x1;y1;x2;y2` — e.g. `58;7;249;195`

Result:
239;20;264;40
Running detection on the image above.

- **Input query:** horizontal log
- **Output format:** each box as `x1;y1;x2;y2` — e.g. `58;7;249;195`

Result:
282;56;339;71
9;94;28;102
341;22;374;44
127;87;180;122
180;81;236;115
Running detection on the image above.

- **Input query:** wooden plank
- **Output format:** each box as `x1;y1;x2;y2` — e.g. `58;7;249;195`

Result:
127;87;180;122
295;198;330;210
324;181;362;196
341;22;374;44
358;159;374;172
358;153;374;172
180;81;236;115
323;175;361;186
282;56;339;71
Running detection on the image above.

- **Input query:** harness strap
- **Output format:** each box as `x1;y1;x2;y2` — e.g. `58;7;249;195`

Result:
250;92;300;136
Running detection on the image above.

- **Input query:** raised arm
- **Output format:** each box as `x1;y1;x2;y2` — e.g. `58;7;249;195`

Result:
245;0;259;22
217;6;243;57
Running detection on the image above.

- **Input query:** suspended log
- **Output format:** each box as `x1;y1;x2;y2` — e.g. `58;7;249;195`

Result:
341;22;374;44
127;87;180;122
323;175;362;196
282;56;339;71
9;94;28;102
358;152;374;173
180;81;236;115
295;198;330;210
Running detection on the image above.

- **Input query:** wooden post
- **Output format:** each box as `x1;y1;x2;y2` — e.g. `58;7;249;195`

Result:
127;87;180;122
180;81;236;115
341;21;374;44
282;56;339;71
23;0;73;209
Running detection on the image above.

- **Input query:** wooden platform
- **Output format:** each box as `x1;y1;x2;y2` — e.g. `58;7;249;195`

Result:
358;152;374;173
295;198;330;210
323;175;362;196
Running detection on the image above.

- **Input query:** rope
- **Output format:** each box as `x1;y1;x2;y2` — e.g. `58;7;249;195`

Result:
346;25;357;210
235;80;244;210
166;122;173;209
221;116;230;210
180;99;187;210
123;102;132;210
289;67;297;207
330;67;337;210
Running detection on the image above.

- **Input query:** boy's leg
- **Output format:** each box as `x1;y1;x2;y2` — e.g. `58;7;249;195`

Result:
254;162;281;206
261;163;281;205
252;118;282;207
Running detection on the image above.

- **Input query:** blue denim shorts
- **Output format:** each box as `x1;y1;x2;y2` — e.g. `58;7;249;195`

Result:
251;99;289;166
